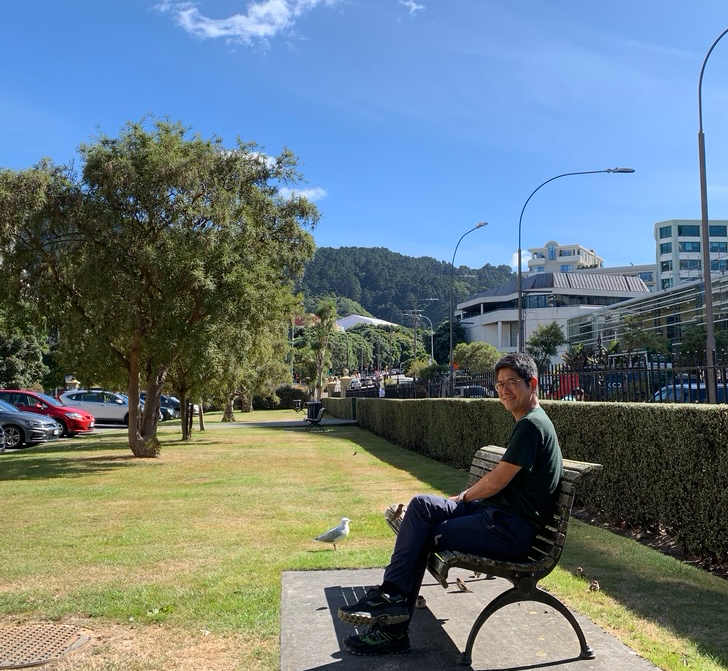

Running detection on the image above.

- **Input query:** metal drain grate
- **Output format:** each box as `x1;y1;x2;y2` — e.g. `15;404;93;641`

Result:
0;624;90;669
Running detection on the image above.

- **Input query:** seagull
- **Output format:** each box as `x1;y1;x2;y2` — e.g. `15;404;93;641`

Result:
314;517;351;550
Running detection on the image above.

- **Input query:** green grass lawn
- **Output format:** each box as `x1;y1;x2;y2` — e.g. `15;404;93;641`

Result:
1;410;727;670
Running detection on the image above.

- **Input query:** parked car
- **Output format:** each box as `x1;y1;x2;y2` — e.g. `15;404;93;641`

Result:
59;389;138;425
651;383;727;403
0;399;62;448
453;385;486;398
139;393;180;421
0;389;95;437
349;378;362;390
0;426;6;453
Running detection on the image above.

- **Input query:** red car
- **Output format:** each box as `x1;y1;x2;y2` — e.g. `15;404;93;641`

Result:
0;390;95;438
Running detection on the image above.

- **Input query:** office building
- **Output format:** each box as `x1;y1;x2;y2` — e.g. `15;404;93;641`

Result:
654;219;728;291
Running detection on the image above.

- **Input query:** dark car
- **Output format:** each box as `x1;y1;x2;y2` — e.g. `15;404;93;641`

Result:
0;399;62;448
139;393;180;421
0;389;95;437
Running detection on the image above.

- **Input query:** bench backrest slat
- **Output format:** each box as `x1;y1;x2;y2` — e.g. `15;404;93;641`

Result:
464;447;586;574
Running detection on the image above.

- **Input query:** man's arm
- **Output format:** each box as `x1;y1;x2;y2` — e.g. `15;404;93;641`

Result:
450;460;522;503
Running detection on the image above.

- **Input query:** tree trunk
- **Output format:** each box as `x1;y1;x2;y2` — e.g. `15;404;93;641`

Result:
186;401;194;437
198;400;205;432
178;389;191;441
127;339;161;458
222;397;236;422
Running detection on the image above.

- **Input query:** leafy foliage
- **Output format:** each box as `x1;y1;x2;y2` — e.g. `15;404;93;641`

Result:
311;298;338;399
452;341;501;373
526;321;567;369
676;323;728;365
300;246;514;326
0;323;48;388
620;315;670;356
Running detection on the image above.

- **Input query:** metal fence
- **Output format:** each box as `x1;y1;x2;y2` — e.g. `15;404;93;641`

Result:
345;352;728;404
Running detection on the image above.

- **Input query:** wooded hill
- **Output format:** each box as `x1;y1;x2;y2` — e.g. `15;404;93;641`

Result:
300;246;514;327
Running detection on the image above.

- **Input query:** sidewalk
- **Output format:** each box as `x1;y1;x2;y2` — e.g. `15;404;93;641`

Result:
281;568;659;671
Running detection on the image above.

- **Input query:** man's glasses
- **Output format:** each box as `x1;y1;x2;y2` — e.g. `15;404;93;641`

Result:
495;379;526;393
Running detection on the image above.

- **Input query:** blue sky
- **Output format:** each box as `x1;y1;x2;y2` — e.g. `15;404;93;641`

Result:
3;1;728;270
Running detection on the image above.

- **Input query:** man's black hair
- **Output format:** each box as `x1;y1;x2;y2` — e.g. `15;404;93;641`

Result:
494;353;538;381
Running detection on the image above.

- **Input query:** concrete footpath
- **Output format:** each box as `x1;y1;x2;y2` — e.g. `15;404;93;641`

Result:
281;568;658;671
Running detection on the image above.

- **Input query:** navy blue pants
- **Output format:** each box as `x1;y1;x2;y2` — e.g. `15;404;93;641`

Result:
382;494;536;629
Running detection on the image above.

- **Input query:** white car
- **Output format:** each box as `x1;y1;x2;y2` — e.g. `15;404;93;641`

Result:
59;389;137;425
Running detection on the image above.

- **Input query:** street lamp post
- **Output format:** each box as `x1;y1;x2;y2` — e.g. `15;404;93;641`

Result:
404;311;435;365
405;298;438;374
420;314;434;365
517;168;635;352
450;222;488;395
697;27;728;403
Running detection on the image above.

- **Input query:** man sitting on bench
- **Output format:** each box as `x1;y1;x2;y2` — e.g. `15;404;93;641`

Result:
337;352;563;656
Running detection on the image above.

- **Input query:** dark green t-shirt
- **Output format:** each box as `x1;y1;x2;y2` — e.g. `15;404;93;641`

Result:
484;405;563;526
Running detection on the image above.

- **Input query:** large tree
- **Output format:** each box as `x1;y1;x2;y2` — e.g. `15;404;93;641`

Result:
0;119;317;456
526;322;567;370
0;322;48;389
311;298;338;400
452;341;501;373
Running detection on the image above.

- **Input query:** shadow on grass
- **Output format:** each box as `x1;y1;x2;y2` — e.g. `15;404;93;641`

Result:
0;452;138;481
0;433;217;480
562;522;728;667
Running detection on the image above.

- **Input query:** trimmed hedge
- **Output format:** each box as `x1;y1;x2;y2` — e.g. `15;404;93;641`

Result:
323;397;357;420
325;397;728;560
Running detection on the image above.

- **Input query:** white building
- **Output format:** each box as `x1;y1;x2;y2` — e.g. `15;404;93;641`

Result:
654;219;728;291
335;314;398;331
456;273;649;359
527;240;604;274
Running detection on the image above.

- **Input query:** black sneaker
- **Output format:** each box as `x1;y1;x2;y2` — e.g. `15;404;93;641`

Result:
338;588;410;625
343;623;411;656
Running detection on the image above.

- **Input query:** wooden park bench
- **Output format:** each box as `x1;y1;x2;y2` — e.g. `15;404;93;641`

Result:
304;407;327;432
385;445;603;666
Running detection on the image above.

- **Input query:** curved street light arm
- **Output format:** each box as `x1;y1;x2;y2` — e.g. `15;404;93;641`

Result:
516;168;635;352
449;222;488;395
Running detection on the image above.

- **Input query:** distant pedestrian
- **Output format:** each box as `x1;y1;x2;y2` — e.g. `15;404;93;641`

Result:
378;384;385;398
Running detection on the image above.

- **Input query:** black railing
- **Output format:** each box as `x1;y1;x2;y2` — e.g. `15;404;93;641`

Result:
346;352;728;404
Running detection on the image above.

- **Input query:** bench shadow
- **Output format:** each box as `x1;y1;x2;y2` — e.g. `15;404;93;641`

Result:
285;575;591;671
318;582;465;670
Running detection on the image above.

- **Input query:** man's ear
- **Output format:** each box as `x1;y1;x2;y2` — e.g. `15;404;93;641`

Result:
529;376;538;391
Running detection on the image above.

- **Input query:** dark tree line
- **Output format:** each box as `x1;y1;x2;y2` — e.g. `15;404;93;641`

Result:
300;246;514;326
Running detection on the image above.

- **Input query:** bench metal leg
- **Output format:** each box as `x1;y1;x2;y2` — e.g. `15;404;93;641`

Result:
458;585;595;666
527;587;595;660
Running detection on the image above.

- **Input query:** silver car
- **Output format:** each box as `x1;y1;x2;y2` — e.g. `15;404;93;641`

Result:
0;399;62;448
58;389;136;425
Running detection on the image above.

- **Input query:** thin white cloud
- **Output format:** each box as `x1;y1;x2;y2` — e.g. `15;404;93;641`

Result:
398;0;424;16
156;0;342;45
511;250;531;271
279;186;328;201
